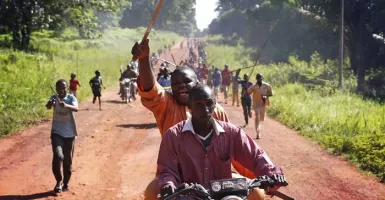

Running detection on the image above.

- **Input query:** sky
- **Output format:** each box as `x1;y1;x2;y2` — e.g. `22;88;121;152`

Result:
195;0;219;31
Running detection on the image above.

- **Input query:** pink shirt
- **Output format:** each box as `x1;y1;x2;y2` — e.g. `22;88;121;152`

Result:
157;119;283;190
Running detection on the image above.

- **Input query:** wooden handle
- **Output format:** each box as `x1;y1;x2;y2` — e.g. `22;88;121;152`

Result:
132;0;165;61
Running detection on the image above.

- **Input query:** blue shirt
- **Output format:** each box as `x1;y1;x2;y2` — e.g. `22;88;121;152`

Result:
240;81;253;98
212;72;222;87
158;76;171;88
50;94;78;138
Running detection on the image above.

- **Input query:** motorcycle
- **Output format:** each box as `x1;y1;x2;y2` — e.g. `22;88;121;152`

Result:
120;78;137;103
151;55;158;66
159;175;294;200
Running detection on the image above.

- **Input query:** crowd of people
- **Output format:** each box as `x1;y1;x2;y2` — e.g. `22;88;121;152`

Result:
44;38;287;199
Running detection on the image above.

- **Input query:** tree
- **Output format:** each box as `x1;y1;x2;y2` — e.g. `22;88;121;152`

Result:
288;0;385;93
209;0;385;95
119;0;197;35
0;0;130;49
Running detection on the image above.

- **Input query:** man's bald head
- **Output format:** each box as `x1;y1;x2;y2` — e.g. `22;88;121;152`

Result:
189;83;215;102
172;66;197;80
188;83;216;123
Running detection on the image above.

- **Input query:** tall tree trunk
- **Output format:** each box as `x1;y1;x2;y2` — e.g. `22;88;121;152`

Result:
356;1;367;94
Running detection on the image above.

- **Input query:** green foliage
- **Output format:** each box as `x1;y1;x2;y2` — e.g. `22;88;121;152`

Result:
0;0;131;49
119;0;198;36
269;84;385;182
209;0;385;96
0;27;181;136
205;38;385;182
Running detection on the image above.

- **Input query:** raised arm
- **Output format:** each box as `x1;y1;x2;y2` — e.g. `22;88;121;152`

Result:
132;39;154;91
235;69;242;83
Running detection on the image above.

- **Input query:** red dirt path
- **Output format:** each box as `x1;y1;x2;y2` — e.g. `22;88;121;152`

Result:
0;41;384;200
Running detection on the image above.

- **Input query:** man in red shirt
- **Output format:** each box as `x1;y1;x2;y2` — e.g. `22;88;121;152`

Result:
69;73;81;97
221;64;232;104
157;84;286;200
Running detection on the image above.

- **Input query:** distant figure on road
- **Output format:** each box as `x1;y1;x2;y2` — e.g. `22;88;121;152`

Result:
236;69;253;127
69;73;81;97
221;64;232;104
247;73;273;139
212;67;222;100
89;70;105;111
45;79;78;193
232;73;241;107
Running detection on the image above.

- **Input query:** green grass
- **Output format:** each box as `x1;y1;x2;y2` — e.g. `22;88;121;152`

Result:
0;27;181;136
204;36;385;182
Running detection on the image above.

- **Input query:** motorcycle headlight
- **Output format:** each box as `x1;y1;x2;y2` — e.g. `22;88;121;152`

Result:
221;195;244;200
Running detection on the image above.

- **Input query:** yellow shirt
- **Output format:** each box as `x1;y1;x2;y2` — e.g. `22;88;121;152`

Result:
247;82;273;108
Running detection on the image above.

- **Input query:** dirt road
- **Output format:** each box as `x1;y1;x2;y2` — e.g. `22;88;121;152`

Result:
0;42;385;200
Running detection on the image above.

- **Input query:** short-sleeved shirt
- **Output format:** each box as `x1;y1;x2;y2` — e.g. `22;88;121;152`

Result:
122;70;138;79
247;82;273;108
221;69;232;86
50;94;78;138
200;66;209;80
158;76;171;88
240;81;253;98
232;75;241;90
89;76;103;89
69;79;80;91
212;72;222;87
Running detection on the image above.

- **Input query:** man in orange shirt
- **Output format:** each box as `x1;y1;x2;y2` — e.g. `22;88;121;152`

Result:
131;40;259;200
247;73;273;139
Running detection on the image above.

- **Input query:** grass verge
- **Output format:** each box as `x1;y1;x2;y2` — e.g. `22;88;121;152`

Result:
0;27;181;136
204;36;385;182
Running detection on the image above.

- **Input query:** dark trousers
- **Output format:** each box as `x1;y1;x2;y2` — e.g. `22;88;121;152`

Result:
241;97;251;124
51;134;75;184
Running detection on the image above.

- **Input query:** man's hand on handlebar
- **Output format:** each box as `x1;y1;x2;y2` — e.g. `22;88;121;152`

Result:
265;174;288;195
160;183;176;198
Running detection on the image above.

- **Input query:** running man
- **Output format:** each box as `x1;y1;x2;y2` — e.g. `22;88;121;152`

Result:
89;70;105;110
247;73;273;139
69;73;81;97
236;69;253;127
221;64;232;104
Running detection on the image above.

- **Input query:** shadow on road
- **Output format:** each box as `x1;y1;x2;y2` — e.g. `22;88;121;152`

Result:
117;123;158;129
106;100;126;104
0;191;57;200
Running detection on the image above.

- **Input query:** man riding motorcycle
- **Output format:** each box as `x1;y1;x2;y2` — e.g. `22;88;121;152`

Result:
119;64;138;100
151;52;158;66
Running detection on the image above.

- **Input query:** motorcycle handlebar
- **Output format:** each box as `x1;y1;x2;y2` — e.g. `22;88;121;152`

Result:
160;175;292;200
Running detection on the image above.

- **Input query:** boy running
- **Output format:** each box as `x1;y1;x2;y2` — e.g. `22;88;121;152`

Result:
69;73;81;97
89;70;105;110
45;79;78;193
